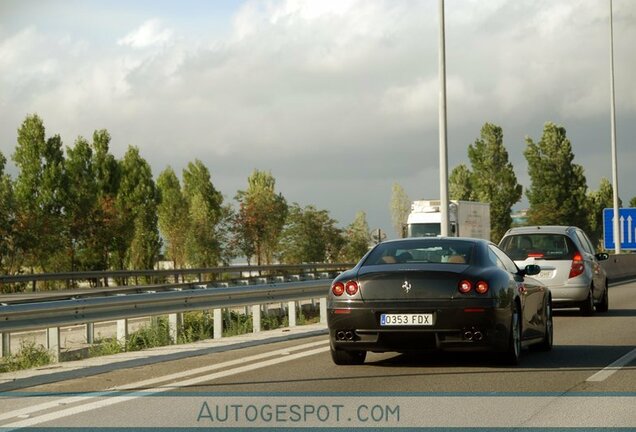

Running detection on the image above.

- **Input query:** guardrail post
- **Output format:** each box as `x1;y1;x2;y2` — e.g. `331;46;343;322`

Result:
47;327;60;363
117;319;128;344
1;333;9;357
320;297;327;324
288;301;297;327
213;308;222;339
86;323;94;344
251;305;261;333
168;313;182;344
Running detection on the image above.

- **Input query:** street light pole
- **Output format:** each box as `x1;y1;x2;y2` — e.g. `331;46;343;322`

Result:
438;0;449;237
609;0;621;253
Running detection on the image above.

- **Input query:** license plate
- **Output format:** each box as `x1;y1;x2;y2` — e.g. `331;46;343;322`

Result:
380;313;434;326
536;270;553;279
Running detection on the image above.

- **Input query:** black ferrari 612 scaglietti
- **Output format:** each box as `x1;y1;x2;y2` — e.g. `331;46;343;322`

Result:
328;237;552;365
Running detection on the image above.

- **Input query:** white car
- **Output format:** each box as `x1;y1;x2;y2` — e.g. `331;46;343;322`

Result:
499;226;609;315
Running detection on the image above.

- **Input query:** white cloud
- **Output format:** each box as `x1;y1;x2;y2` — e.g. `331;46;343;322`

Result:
117;19;174;49
1;0;636;232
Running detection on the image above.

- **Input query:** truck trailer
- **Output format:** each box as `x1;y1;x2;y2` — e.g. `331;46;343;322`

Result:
406;199;490;241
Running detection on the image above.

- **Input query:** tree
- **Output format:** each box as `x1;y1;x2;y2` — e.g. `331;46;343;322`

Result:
468;123;522;242
449;164;474;201
115;146;161;269
12;114;67;272
91;129;121;271
234;170;288;265
524;122;589;230
65;136;98;271
216;203;238;266
278;203;343;264
0;151;18;277
182;160;223;267
92;130;120;196
340;211;371;262
587;178;621;248
157;167;189;268
389;183;411;238
630;197;636;208
232;200;257;265
322;215;346;263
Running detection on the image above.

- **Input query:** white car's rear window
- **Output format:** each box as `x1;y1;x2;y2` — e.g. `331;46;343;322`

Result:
500;234;578;261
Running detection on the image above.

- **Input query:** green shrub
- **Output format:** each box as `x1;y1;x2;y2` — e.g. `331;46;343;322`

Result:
261;314;288;330
178;311;215;344
223;310;253;337
88;337;124;357
297;307;320;325
126;317;171;351
0;340;53;372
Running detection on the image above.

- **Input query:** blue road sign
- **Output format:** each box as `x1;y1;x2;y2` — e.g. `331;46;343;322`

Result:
603;208;636;250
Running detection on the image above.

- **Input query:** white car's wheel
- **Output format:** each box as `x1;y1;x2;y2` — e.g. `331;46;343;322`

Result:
596;285;609;313
580;288;594;316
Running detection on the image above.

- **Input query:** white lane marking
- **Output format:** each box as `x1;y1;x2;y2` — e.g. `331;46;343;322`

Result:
0;339;328;422
2;345;329;429
586;347;636;382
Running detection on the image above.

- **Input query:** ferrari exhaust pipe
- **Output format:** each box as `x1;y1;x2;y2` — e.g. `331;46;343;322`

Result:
473;331;483;341
336;331;346;340
463;331;473;341
345;331;354;340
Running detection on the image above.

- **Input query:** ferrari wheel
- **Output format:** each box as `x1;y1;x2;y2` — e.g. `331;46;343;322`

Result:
536;299;553;351
504;306;521;365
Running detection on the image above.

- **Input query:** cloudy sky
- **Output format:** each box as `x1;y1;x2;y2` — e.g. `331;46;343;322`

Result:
1;0;634;237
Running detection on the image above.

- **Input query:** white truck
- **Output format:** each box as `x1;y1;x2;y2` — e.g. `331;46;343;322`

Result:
406;200;491;241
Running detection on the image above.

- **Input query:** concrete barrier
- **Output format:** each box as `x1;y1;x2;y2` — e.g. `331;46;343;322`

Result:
600;253;636;282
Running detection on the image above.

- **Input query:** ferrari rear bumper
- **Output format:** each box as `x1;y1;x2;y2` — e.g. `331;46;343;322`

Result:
328;299;512;353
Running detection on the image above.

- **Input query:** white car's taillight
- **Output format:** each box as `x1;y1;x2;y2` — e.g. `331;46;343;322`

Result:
568;253;585;279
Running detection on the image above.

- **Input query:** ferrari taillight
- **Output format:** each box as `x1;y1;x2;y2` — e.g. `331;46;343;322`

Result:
345;280;359;296
459;280;472;293
332;281;345;296
475;281;489;294
459;280;489;295
569;252;585;279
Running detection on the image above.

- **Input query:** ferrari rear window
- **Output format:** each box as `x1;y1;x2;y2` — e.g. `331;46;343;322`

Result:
499;234;578;261
363;240;475;266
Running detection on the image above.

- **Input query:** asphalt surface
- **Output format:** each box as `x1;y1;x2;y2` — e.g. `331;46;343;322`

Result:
1;280;635;429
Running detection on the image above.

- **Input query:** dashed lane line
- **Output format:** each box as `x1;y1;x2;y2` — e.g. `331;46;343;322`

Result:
2;345;329;429
586;347;636;382
0;339;328;423
2;347;329;432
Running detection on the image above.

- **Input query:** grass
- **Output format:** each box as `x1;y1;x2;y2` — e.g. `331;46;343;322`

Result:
88;337;125;357
0;340;53;372
223;310;253;337
178;311;215;344
126;317;172;351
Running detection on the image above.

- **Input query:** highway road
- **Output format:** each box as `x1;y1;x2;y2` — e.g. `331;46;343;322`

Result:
1;279;635;429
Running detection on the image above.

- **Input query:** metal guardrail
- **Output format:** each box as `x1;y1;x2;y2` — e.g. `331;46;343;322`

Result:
0;280;330;334
0;281;203;305
2;257;634;332
0;263;351;285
